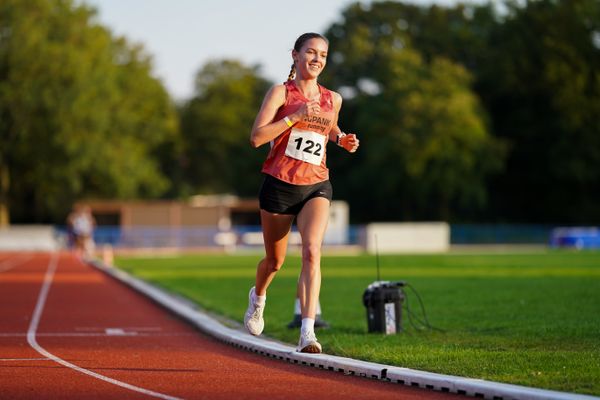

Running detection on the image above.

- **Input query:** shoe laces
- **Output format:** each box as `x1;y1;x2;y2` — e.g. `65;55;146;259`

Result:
250;302;264;319
301;330;317;343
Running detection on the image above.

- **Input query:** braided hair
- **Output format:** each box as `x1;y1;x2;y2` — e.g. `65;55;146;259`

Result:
287;63;296;81
286;32;329;82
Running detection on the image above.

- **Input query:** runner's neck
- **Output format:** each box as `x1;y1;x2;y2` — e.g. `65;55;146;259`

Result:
294;79;320;101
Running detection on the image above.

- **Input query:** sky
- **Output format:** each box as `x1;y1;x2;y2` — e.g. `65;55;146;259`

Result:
82;0;481;101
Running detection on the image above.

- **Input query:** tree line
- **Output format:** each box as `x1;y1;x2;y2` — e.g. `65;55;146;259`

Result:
1;0;598;225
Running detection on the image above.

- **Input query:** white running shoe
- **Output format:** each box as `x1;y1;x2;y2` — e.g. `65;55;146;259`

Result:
297;330;322;353
244;287;265;336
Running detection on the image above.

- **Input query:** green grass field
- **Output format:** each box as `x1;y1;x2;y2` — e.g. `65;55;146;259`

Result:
115;250;600;395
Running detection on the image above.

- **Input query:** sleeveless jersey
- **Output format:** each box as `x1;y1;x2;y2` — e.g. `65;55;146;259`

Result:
261;80;335;185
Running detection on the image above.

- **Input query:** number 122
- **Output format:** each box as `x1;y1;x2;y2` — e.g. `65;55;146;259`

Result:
294;137;322;156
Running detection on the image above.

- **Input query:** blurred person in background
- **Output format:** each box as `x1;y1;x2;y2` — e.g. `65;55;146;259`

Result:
67;205;96;259
287;289;329;329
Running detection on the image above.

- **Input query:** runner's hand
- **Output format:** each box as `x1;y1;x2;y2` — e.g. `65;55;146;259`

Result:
291;100;321;122
340;133;359;153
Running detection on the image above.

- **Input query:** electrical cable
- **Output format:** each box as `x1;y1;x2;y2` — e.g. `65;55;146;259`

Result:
403;291;423;331
402;291;423;332
403;283;445;333
369;245;444;333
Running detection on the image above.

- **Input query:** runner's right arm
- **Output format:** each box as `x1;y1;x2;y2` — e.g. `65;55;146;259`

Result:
250;84;316;148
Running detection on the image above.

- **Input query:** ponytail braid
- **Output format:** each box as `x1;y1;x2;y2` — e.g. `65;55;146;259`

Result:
287;63;296;82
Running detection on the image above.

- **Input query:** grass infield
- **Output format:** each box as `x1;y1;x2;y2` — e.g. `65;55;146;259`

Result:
115;250;600;395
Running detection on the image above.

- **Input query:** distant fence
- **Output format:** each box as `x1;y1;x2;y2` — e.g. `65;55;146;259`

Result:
6;224;597;252
55;225;363;250
51;224;579;251
57;226;228;249
450;224;554;245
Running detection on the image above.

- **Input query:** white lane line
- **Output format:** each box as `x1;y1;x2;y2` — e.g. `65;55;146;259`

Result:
75;326;163;332
2;332;138;337
105;328;129;336
1;332;194;338
26;252;183;400
0;254;33;273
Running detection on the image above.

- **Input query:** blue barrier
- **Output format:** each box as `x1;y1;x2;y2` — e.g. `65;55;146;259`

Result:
450;224;553;244
550;227;600;249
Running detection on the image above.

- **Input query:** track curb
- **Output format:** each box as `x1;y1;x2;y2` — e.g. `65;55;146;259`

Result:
91;261;599;400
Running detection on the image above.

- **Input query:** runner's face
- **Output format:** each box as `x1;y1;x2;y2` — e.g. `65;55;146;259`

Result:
293;38;328;80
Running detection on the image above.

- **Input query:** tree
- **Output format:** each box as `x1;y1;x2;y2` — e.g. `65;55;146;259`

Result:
0;0;178;224
355;0;600;223
477;0;600;223
322;2;506;222
179;59;271;197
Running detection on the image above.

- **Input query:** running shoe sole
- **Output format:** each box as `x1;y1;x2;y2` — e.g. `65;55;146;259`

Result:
299;343;322;353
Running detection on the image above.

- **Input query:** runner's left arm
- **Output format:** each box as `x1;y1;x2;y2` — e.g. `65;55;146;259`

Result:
328;92;359;153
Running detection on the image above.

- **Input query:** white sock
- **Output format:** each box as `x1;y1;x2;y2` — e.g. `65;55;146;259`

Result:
253;289;266;306
301;318;315;335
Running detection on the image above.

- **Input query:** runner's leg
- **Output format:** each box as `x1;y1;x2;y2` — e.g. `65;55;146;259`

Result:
255;210;294;296
295;197;330;319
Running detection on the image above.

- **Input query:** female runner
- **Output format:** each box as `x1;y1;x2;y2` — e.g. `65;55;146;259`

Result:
244;32;359;353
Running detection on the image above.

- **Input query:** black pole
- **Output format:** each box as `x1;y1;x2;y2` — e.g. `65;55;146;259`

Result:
375;234;381;282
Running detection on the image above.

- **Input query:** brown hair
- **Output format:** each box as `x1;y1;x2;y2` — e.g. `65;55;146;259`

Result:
287;32;329;82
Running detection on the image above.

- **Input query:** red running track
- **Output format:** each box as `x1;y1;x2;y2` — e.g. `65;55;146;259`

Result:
0;251;462;399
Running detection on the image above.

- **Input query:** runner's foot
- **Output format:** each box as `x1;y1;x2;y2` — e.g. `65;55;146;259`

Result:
244;287;265;336
297;330;322;353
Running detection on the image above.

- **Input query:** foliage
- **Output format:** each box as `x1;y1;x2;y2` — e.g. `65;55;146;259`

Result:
321;2;506;222
0;0;177;223
2;0;599;225
476;0;600;223
336;0;600;223
178;60;271;197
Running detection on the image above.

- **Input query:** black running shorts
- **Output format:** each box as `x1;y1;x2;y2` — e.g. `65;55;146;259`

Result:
259;174;333;215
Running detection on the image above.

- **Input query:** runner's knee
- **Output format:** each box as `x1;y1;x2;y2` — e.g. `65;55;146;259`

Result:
264;255;285;272
302;243;321;267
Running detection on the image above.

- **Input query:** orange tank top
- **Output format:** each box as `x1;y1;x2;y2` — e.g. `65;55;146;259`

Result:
261;80;335;185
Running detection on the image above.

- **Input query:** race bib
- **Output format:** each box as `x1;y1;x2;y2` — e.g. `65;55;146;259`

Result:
285;128;326;166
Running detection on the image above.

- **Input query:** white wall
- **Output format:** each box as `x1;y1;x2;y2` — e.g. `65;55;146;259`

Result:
323;201;349;245
365;222;450;254
0;225;60;251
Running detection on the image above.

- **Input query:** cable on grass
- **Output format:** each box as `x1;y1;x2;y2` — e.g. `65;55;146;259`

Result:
403;283;445;333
